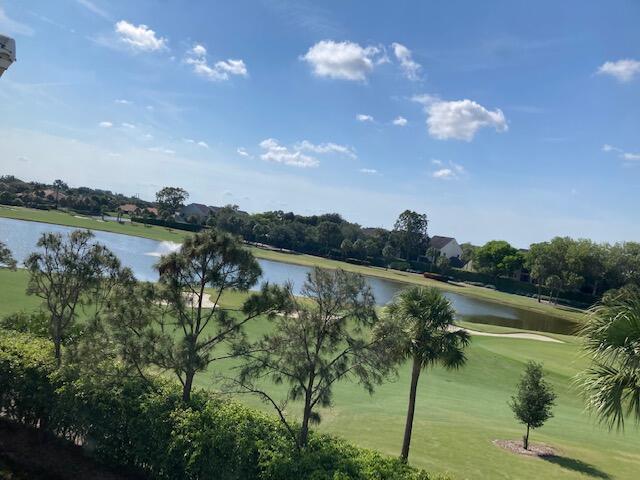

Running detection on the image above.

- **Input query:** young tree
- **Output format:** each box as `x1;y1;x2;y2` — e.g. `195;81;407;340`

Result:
235;268;390;449
393;210;428;261
0;241;17;270
155;186;189;220
382;286;470;461
24;230;123;366
108;229;285;402
340;238;353;258
577;296;640;429
509;361;556;449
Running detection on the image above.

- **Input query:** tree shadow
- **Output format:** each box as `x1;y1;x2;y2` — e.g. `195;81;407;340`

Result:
541;455;611;479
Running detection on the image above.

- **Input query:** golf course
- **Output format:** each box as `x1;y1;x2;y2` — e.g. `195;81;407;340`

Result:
1;259;638;479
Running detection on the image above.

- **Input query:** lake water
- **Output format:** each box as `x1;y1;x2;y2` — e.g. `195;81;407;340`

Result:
0;217;578;334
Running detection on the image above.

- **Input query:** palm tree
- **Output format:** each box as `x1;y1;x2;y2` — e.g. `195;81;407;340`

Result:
577;296;640;429
385;286;470;461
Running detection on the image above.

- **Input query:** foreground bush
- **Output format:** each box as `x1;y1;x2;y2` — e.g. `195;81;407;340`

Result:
0;331;450;480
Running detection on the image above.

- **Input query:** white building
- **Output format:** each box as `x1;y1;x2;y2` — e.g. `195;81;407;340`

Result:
429;236;463;261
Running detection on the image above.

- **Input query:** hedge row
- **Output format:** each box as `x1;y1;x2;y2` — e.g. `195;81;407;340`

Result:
0;331;450;480
131;216;204;232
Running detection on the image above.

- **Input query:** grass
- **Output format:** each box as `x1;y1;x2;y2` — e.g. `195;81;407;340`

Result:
0;206;584;323
1;269;638;479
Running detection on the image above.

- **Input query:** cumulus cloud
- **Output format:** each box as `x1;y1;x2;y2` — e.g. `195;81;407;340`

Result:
185;44;248;81
115;99;132;105
597;59;640;82
356;114;374;122
359;168;378;174
197;141;209;149
413;95;507;141
431;161;466;180
115;20;167;51
99;121;113;128
392;116;408;126
121;122;135;129
392;43;421;80
295;140;356;159
259;138;319;168
301;40;384;81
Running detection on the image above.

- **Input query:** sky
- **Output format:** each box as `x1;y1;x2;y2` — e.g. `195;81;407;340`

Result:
0;0;639;248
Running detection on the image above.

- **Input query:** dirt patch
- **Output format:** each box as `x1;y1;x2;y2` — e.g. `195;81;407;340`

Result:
493;439;557;457
0;420;143;480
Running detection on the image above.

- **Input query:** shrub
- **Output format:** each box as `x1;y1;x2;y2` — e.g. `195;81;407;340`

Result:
0;332;448;480
388;261;410;272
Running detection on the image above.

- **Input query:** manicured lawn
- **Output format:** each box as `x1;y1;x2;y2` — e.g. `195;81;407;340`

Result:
1;269;637;479
0;206;584;323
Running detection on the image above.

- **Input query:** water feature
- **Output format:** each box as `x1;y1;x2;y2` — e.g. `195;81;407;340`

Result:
0;217;577;334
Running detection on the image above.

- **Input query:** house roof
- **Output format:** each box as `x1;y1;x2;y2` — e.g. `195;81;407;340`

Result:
429;235;455;250
118;203;139;213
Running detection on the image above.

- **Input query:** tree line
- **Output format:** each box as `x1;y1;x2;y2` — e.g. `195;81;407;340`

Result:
2;227;639;460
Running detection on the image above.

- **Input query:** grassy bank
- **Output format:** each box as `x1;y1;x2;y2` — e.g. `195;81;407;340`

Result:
1;268;637;479
0;206;584;323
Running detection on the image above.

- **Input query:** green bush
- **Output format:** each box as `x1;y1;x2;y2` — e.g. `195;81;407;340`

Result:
0;332;449;480
388;261;410;272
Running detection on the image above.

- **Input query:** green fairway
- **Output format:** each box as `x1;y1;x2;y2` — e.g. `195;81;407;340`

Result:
1;269;637;479
0;206;584;323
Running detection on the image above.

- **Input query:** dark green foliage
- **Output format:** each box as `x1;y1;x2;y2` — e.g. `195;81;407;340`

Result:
578;296;640;429
473;240;523;278
0;332;447;480
155;186;189;220
509;361;556;449
0;310;50;338
0;241;17;270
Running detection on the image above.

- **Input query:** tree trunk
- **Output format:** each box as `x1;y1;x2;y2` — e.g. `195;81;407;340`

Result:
54;338;62;368
401;356;422;462
299;407;310;448
523;424;530;450
182;371;195;403
537;280;541;303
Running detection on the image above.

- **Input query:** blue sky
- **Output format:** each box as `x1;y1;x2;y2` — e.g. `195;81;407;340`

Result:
1;0;639;247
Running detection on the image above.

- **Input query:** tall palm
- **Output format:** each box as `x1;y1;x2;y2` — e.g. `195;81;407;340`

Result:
386;286;470;461
577;296;640;429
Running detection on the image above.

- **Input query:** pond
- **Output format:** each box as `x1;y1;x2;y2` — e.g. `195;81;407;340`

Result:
0;217;578;334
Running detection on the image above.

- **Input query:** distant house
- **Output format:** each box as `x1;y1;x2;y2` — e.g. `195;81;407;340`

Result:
178;203;219;223
118;203;139;215
428;236;463;262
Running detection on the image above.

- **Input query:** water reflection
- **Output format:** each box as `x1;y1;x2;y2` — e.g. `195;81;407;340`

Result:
0;217;577;334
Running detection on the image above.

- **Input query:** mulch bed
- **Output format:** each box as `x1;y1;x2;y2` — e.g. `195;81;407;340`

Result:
493;439;557;457
0;420;143;480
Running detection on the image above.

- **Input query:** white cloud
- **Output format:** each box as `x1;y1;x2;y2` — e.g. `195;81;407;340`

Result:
597;59;640;82
356;114;374;122
197;141;209;149
295;140;356;159
359;168;378;174
392;43;421;81
99;121;113;128
76;0;111;20
0;7;34;35
602;143;640;163
183;138;195;144
185;44;248;81
115;20;167;52
259;138;319;168
115;99;132;105
301;40;383;81
148;147;175;155
392;116;408;126
237;147;252;158
413;95;507;141
431;161;466;180
121;122;135;129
